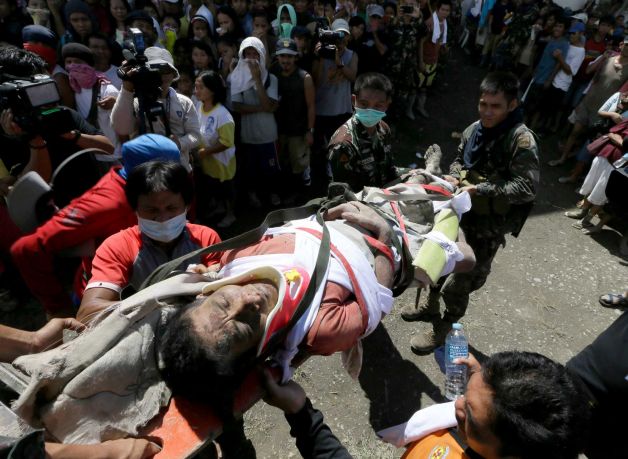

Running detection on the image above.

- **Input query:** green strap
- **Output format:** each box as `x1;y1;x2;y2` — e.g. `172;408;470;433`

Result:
140;203;323;290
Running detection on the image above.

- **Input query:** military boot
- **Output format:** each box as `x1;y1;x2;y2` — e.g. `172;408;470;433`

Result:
410;318;452;355
401;288;441;322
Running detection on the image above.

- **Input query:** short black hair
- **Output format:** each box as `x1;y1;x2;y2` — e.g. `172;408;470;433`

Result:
555;16;571;30
124;161;194;210
479;71;519;103
436;0;452;9
599;14;615;26
349;15;366;28
162;14;182;29
482;352;592;459
158;301;256;418
354;72;393;99
191;39;214;61
0;47;46;77
198;70;227;105
251;7;270;22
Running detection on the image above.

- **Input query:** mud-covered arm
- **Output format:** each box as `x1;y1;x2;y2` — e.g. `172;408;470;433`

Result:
448;124;475;179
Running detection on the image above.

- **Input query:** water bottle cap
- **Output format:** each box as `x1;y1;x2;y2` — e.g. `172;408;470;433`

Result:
452;323;463;330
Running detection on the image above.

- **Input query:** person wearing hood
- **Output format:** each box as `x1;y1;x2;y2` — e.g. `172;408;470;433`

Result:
273;2;297;38
406;72;539;354
190;4;215;43
61;0;97;46
10;134;179;319
61;43;120;148
111;47;201;171
76;160;222;322
231;36;281;208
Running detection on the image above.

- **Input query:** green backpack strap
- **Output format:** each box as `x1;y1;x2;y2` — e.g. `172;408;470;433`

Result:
140;203;322;290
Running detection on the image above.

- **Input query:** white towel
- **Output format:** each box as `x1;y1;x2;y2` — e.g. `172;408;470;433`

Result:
230;37;268;96
377;401;457;447
431;12;447;45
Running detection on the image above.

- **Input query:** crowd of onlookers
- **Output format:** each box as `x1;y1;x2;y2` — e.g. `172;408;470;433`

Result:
459;0;628;241
1;0;628;309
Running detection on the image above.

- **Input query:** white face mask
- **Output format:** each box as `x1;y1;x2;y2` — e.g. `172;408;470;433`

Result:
137;211;187;243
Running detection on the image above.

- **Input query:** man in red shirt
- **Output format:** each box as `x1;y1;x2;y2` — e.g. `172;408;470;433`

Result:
77;161;221;322
10;134;181;318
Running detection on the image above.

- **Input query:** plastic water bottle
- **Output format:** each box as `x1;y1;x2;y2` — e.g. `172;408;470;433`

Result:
445;323;469;400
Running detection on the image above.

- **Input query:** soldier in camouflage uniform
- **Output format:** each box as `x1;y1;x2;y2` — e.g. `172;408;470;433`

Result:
328;72;400;191
407;71;540;353
385;0;427;118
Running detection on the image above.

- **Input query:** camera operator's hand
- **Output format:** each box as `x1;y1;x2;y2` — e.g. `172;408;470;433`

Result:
335;46;343;67
1;109;22;137
247;60;262;82
120;61;139;92
97;96;117;110
314;41;322;57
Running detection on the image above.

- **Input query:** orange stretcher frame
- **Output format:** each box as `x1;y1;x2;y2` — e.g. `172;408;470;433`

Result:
143;366;280;458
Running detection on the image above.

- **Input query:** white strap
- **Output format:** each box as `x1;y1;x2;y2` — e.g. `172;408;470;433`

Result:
421;230;464;277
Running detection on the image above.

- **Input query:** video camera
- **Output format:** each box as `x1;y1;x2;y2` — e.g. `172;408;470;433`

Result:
318;29;345;60
0;74;74;139
118;28;169;135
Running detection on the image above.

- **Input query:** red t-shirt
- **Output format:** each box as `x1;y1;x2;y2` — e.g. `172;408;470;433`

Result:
82;223;221;297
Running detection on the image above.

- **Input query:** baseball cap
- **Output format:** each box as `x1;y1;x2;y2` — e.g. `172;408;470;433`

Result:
569;21;586;33
366;4;385;18
276;38;299;55
121;134;181;179
331;18;350;34
145;46;180;80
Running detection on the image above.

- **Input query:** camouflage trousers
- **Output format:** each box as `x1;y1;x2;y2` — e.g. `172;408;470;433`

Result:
428;231;506;322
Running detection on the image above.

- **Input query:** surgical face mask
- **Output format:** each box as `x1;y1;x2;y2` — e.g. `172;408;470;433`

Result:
137;211;187;242
354;107;386;127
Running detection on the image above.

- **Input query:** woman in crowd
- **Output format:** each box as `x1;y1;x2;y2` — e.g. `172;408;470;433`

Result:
191;40;216;76
108;0;130;45
194;70;237;227
216;5;245;42
61;0;97;46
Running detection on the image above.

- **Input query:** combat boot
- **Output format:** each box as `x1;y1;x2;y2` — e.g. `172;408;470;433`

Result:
410;318;452;355
401;288;440;322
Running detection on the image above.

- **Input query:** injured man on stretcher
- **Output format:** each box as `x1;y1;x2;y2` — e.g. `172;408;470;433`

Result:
6;149;476;449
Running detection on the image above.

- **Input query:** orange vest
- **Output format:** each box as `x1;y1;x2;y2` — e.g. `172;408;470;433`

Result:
401;429;468;459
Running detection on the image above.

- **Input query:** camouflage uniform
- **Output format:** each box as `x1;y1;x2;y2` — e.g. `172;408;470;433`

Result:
431;120;540;322
327;116;399;191
386;18;426;107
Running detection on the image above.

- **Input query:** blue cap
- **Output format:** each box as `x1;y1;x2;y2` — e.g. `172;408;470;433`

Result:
452;323;463;330
120;134;180;179
22;25;57;48
569;22;586;33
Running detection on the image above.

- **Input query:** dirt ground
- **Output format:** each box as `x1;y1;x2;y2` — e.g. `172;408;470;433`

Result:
240;51;628;457
1;48;627;458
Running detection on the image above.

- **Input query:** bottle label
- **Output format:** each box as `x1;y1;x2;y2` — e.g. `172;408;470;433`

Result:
447;343;468;363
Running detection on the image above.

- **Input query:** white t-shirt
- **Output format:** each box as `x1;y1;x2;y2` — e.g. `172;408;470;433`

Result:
232;74;279;144
104;65;122;90
599;91;621;113
553;45;585;91
74;83;120;148
196;102;236;181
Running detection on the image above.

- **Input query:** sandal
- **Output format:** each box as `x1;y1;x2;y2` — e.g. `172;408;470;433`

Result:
599;292;628;308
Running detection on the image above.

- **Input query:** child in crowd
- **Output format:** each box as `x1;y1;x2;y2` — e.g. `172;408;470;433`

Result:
216;5;246;41
191;40;215;76
251;8;275;67
195;70;237;227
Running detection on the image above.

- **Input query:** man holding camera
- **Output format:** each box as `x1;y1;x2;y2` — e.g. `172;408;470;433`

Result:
111;46;201;170
312;18;358;160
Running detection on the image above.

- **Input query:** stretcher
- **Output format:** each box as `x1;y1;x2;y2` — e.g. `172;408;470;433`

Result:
141;367;278;458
